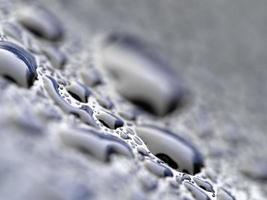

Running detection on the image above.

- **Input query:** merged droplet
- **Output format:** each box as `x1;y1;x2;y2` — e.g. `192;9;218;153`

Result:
43;76;97;127
99;32;188;116
136;125;204;175
96;110;124;129
17;6;64;41
0;41;37;87
60;128;133;162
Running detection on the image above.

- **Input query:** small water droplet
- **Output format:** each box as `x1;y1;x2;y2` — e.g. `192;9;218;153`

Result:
144;159;173;177
96;110;124;129
184;181;210;200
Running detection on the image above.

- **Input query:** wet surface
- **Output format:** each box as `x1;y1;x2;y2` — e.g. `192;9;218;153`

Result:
0;0;266;200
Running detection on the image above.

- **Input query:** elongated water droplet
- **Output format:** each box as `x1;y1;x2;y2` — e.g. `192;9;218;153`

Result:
0;41;37;87
17;6;64;41
217;188;235;200
96;110;124;129
184;181;210;200
60;128;133;162
193;177;214;193
43;46;66;69
66;81;91;103
144;159;173;177
136;125;204;175
99;32;188;116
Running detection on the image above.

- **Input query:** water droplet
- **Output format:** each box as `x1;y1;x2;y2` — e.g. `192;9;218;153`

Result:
99;32;188;116
133;136;143;145
184;181;210;200
137;146;149;156
193;177;214;193
43;76;97;127
2;21;23;43
66;81;91;103
241;159;267;181
60;127;133;162
144;159;173;177
81;68;102;87
217;188;235;200
17;6;64;41
96;110;124;129
139;175;158;191
43;46;66;69
0;41;37;87
136;125;204;175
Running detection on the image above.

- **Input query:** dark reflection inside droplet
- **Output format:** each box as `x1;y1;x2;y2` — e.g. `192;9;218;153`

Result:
156;153;178;169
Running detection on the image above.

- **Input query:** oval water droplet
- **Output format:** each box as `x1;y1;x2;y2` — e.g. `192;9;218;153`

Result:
43;46;66;69
217;188;235;200
99;32;188;116
81;68;102;87
0;41;37;87
17;6;64;41
193;177;214;193
66;81;91;103
2;21;23;43
60;127;133;162
184;181;210;200
144;159;173;177
43;76;97;127
136;125;204;175
96;110;124;129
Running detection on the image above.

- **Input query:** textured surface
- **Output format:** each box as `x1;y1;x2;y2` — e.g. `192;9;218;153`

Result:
0;0;267;199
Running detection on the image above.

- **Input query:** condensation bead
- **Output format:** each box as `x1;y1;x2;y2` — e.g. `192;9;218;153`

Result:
0;41;37;87
184;181;210;200
17;6;64;41
217;188;235;200
43;46;66;69
81;68;102;87
60;128;133;162
136;125;204;175
99;32;188;116
2;22;23;43
43;76;97;127
193;177;214;193
66;81;91;103
96;110;124;129
144;160;173;178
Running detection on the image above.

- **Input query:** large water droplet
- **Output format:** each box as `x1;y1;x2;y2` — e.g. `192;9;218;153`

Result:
60;127;133;162
0;41;37;87
17;6;64;41
136;125;204;175
98;32;188;116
